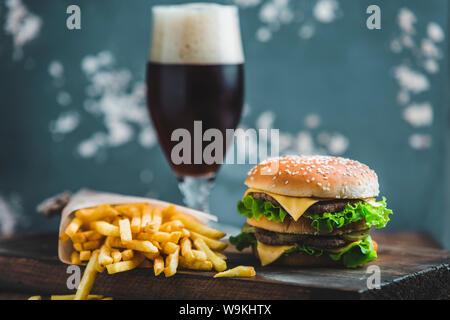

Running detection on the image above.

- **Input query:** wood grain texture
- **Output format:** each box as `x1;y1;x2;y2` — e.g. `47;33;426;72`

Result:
0;232;448;299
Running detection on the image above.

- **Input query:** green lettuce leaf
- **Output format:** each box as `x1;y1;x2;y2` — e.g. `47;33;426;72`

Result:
284;244;323;257
328;236;377;268
229;232;256;251
283;236;377;268
237;195;288;223
305;197;393;233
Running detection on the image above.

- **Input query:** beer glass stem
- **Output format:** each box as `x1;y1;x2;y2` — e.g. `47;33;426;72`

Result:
177;176;215;212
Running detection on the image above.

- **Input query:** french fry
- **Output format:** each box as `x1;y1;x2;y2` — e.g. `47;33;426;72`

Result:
163;205;177;218
179;256;213;271
213;266;256;278
121;249;134;261
90;221;120;237
180;237;195;262
111;249;122;263
70;232;87;243
59;233;70;243
107;234;158;254
190;231;227;251
122;240;158;253
51;294;104;300
65;217;83;237
85;230;103;240
114;204;140;218
192;250;207;261
160;220;184;233
131;215;141;234
149;206;163;231
172;214;225;239
74;250;99;300
83;240;101;250
54;201;230;301
153;256;164;276
102;297;114;300
136;232;153;241
105;236;122;248
194;238;227;272
119;219;132;242
141;204;152;228
80;250;91;261
99;245;113;266
181;228;191;237
71;251;81;265
28;296;42;300
75;204;118;222
164;247;179;277
162;242;179;255
112;217;120;226
71;230;103;243
94;253;105;273
148;231;181;244
106;254;145;274
143;251;159;260
151;240;162;250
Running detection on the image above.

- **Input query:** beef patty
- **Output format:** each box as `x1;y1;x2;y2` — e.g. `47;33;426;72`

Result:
254;227;349;249
249;192;361;215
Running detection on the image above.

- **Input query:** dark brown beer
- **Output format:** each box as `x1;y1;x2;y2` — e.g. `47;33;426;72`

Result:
146;62;244;177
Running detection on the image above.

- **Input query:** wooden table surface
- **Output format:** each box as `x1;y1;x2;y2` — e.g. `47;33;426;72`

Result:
0;231;448;300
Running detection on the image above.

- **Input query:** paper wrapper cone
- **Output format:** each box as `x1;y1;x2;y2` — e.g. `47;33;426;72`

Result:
58;189;218;264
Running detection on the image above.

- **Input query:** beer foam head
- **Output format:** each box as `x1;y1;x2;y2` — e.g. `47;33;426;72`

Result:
150;3;244;64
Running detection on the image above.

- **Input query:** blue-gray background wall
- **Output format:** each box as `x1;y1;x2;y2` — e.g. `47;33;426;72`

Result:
0;0;449;247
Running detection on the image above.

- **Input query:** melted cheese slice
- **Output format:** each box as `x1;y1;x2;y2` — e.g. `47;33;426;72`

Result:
256;240;363;266
244;188;377;221
256;241;294;266
243;188;320;221
326;240;362;253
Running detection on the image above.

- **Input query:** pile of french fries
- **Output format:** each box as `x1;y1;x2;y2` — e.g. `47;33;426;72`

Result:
55;202;254;300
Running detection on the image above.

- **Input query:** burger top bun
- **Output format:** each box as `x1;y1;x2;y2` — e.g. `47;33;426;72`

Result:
245;155;379;199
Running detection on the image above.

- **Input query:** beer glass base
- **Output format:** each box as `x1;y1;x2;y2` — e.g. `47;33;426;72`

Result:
177;175;215;213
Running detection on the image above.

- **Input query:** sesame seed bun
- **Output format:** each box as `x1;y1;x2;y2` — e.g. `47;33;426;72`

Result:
245;155;379;199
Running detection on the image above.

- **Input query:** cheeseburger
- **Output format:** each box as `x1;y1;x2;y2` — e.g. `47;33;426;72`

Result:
230;155;393;268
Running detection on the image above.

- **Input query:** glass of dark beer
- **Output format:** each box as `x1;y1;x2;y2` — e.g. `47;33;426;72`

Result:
146;3;244;212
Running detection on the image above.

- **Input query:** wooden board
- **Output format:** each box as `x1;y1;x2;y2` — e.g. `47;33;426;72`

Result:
0;232;449;299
